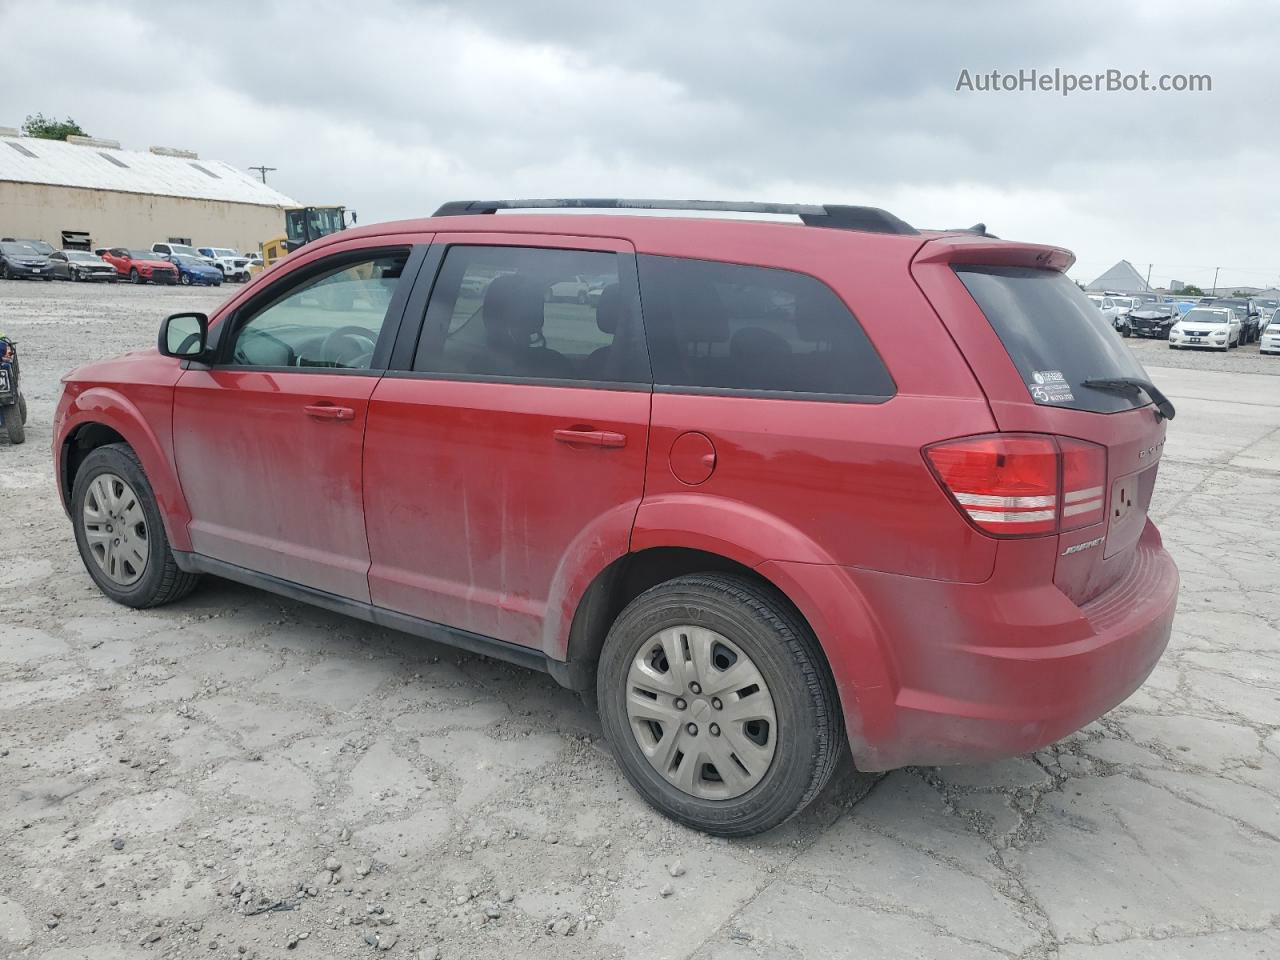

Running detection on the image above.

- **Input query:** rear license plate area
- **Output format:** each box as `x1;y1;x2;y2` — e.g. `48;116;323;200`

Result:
1104;465;1157;559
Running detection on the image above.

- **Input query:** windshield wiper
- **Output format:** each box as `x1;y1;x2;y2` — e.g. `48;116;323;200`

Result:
1081;377;1176;421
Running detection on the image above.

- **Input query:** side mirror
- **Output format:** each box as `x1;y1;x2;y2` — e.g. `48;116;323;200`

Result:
158;312;209;359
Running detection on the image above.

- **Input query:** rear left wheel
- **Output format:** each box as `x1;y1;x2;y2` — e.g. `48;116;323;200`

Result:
597;573;843;837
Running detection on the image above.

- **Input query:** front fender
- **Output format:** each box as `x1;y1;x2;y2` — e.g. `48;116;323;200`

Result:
60;384;192;551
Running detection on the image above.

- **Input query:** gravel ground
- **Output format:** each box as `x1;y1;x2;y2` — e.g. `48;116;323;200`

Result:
1;279;1279;960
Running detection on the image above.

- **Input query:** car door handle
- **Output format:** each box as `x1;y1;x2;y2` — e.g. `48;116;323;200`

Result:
304;403;355;421
553;428;627;448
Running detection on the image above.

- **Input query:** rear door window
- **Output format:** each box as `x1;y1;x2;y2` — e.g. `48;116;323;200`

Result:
954;266;1150;413
413;245;649;384
637;254;894;400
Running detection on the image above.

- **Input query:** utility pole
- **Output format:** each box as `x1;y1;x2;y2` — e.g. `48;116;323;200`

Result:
1212;266;1220;296
248;164;276;184
1146;263;1153;289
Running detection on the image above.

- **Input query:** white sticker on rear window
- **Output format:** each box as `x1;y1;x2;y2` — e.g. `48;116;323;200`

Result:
1028;370;1074;402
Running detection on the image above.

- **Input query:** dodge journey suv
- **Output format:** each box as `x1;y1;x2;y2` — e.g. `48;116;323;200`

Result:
53;198;1179;836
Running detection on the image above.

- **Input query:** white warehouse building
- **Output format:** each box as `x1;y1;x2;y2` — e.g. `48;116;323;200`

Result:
0;127;297;254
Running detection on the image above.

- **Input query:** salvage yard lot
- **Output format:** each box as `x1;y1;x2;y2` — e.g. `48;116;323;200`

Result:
1;281;1278;959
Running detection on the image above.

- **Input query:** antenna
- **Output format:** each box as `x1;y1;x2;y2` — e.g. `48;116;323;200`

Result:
248;164;276;184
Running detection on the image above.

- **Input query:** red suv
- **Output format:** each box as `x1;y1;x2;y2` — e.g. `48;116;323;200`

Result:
54;199;1179;835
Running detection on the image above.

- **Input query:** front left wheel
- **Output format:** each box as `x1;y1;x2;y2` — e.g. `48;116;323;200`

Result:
597;573;843;837
71;443;200;608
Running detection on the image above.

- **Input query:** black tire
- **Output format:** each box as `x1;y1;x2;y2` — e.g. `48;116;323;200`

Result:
18;392;27;425
71;443;200;608
0;263;8;280
180;273;191;286
596;573;843;837
3;405;24;444
129;268;142;285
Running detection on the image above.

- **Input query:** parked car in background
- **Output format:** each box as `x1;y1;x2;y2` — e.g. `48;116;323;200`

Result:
1087;294;1122;329
99;248;179;285
1128;303;1180;339
1170;301;1196;317
170;254;224;287
151;242;216;267
247;253;265;277
1;237;56;257
1169;307;1240;350
49;250;118;282
0;240;54;280
52;198;1180;836
1213;298;1260;343
546;274;592;303
1260;318;1280;355
197;247;252;282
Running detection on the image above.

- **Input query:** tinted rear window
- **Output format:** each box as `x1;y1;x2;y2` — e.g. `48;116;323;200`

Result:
638;254;894;400
955;265;1149;414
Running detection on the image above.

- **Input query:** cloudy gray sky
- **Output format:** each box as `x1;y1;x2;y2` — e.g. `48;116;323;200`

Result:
5;0;1275;289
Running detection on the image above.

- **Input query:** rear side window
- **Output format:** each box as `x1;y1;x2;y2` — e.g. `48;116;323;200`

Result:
638;255;894;400
955;266;1149;413
414;245;648;384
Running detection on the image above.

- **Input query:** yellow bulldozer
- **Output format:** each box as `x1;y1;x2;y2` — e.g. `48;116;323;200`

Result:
256;205;357;273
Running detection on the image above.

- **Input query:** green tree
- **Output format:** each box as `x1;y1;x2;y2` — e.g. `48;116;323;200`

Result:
21;113;87;140
1175;284;1205;297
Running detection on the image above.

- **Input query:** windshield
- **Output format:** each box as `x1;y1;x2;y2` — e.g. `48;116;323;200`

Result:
955;266;1150;413
1183;309;1231;325
286;207;345;244
66;251;101;261
129;250;159;260
208;248;237;257
173;255;207;266
1;242;41;256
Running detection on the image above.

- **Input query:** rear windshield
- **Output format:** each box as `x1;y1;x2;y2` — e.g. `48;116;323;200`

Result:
955;265;1149;414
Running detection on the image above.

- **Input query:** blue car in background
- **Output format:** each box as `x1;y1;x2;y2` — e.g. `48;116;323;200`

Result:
170;254;223;286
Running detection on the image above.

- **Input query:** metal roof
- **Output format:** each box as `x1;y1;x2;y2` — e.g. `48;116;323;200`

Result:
1086;259;1151;294
0;133;297;208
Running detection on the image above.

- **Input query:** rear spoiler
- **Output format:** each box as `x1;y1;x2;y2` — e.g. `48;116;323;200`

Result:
914;235;1075;272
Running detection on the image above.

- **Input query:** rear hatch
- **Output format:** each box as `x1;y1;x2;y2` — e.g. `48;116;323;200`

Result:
911;236;1169;605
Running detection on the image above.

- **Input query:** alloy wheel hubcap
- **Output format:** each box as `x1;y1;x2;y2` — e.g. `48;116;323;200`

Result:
625;625;777;800
82;472;148;586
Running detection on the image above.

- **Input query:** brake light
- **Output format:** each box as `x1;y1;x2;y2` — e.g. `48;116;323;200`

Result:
1059;437;1106;531
924;434;1107;537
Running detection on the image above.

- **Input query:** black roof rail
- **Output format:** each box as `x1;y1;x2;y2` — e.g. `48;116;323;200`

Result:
430;198;918;236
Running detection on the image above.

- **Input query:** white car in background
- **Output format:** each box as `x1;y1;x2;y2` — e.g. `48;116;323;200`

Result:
197;246;252;283
1088;294;1122;327
1260;313;1280;355
1169;307;1241;351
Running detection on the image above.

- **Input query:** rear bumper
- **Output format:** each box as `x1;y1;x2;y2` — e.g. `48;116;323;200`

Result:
768;521;1178;771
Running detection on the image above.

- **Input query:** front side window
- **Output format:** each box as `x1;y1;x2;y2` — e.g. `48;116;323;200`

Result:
413;245;647;384
637;254;895;399
228;251;408;370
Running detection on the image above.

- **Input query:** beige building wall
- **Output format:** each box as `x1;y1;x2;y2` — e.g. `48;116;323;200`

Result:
0;181;286;253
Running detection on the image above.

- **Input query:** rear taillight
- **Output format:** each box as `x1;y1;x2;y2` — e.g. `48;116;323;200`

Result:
1058;437;1106;531
924;434;1107;537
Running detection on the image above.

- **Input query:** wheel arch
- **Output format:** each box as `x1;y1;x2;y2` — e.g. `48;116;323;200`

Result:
59;390;192;550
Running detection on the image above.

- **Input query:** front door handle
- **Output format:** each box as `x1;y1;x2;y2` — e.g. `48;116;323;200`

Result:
305;403;355;421
553;428;627;448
